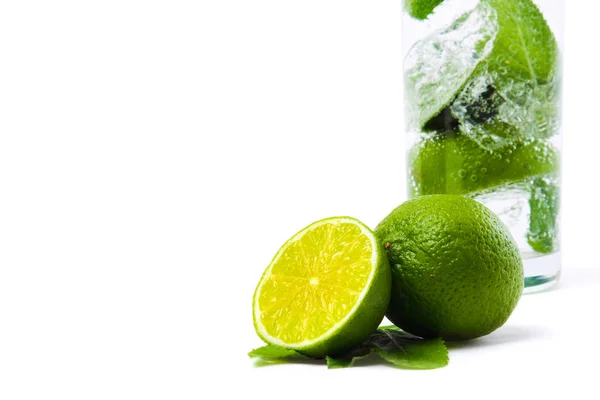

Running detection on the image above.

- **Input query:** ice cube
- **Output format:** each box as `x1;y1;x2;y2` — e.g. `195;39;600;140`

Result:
404;1;499;131
450;69;561;150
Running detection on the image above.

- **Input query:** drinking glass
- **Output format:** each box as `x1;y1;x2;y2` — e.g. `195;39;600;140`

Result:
402;0;564;292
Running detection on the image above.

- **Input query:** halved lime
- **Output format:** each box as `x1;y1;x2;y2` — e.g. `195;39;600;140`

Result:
252;217;391;358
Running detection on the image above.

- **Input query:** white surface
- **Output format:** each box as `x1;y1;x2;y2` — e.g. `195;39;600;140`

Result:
0;1;598;399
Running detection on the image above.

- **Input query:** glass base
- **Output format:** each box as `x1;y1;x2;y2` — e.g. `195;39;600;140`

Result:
522;251;561;294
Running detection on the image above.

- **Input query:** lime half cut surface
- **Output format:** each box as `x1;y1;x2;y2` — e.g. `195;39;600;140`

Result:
252;217;391;358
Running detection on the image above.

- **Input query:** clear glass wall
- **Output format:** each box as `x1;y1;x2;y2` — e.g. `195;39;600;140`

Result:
402;0;564;292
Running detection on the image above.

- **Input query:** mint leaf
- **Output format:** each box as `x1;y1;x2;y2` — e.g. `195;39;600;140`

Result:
404;0;445;20
528;177;560;254
248;345;306;361
368;326;448;370
326;326;449;369
249;327;449;369
326;346;372;369
404;2;498;131
483;0;558;87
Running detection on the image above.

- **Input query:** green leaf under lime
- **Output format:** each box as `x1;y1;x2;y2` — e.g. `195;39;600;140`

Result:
250;326;449;370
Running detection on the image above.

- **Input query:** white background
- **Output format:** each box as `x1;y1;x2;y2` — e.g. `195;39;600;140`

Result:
1;1;598;399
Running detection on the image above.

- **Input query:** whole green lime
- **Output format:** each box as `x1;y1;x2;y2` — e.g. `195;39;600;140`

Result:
375;195;523;341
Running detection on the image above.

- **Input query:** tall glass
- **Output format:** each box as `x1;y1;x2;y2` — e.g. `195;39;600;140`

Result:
402;0;563;292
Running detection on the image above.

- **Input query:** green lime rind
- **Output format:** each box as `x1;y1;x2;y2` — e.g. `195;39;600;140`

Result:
252;217;391;358
375;195;524;341
404;2;498;131
408;132;559;197
404;0;445;20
